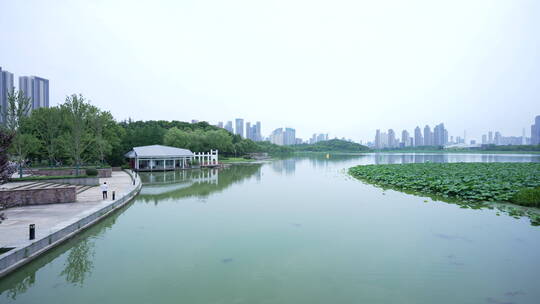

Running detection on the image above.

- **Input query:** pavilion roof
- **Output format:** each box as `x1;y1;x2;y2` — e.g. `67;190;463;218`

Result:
125;145;193;158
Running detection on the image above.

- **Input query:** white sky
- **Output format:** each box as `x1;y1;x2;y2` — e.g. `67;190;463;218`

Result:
1;0;539;143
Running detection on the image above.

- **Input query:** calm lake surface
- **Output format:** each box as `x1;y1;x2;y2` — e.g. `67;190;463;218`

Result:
1;153;540;304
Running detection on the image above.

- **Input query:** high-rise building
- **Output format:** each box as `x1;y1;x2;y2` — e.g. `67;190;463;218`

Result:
494;131;502;145
19;76;49;111
482;134;487;145
246;122;252;140
375;129;381;149
235;118;244;137
284;128;296;145
256;121;262;141
532;116;540;145
270;128;284;145
401;130;410;147
413;126;422;147
433;123;446;146
224;121;233;133
488;131;493;144
217;121;224;128
0;67;15;123
423;125;432;146
388;129;396;148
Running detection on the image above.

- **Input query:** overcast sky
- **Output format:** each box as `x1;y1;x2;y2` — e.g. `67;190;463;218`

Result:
1;0;539;143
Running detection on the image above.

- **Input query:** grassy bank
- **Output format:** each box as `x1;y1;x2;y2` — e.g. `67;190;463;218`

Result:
349;163;540;224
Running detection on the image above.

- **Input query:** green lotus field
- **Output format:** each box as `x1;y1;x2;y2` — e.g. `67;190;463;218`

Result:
348;162;540;207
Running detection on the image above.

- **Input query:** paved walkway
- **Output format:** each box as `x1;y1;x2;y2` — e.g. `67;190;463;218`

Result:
0;171;135;248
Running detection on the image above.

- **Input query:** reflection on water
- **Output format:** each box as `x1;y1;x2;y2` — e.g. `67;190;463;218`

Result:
0;208;121;300
60;239;95;286
138;164;262;203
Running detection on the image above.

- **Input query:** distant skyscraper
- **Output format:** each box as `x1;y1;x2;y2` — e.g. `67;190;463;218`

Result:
488;131;493;144
246;122;252;139
235;118;244;137
375;129;381;148
0;67;15;123
217;121;224;128
256;121;262;141
284;128;296;145
388;129;396;148
494;131;502;145
401;130;410;147
414;126;423;146
19;76;49;111
270;128;284;145
532;116;540;145
482;134;487;145
423;125;432;146
224;121;233;133
433;123;446;146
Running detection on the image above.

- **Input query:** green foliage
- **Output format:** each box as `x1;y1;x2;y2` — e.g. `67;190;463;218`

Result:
294;139;370;152
348;162;540;206
2;90;31;133
511;187;540;207
85;168;99;176
25;107;63;165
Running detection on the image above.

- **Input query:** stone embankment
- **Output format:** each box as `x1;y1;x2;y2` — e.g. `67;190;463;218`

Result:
0;170;141;278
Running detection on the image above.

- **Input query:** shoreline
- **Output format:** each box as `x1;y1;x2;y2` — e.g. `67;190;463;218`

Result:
0;170;142;278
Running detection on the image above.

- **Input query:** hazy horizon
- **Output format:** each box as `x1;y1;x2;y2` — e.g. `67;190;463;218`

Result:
1;0;539;143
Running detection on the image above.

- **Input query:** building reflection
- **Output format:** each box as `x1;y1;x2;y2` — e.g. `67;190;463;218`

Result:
138;164;262;203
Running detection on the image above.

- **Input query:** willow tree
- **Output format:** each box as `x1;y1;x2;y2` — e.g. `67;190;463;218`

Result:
60;94;98;175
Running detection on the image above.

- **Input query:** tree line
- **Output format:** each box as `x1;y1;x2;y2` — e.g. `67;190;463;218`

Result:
0;92;291;174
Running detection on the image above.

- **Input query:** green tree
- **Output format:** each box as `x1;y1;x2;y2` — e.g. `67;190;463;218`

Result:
27;107;63;166
10;134;41;177
60;94;98;174
2;90;31;133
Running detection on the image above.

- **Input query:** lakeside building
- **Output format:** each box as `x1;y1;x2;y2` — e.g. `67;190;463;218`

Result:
19;75;49;111
0;67;14;123
125;145;219;171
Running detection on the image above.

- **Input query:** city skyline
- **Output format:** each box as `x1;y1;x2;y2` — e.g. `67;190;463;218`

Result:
1;1;539;142
372;116;538;148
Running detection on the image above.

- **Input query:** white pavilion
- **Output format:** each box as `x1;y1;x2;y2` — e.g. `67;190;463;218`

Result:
125;145;219;171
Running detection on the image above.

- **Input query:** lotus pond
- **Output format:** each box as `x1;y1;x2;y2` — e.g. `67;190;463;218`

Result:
348;162;540;203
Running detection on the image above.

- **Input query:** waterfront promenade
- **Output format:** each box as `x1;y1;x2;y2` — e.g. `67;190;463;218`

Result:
0;171;141;277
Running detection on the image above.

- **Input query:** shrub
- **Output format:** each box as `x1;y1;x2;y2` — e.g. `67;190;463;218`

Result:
511;187;540;207
85;168;99;176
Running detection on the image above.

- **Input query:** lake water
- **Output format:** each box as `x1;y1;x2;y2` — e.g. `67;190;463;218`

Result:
1;153;540;304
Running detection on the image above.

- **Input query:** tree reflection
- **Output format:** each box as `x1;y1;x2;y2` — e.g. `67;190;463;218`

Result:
60;238;95;286
138;164;262;203
4;273;34;300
